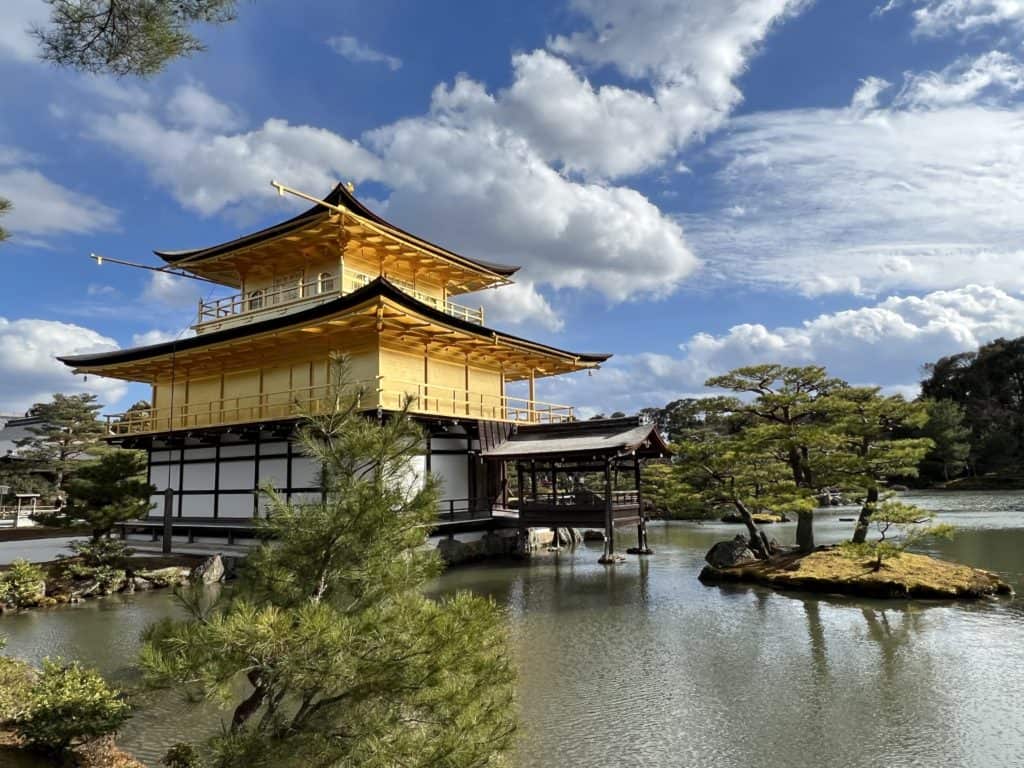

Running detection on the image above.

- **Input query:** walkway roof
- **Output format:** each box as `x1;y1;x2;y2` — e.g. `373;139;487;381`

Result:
482;416;671;461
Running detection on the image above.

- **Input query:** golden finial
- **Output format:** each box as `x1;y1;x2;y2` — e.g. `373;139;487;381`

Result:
345;181;355;194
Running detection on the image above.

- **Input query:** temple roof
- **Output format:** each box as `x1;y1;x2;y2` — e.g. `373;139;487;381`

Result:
481;416;671;460
58;277;610;378
155;183;520;279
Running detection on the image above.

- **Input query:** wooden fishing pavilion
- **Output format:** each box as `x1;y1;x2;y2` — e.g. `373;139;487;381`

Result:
482;417;671;563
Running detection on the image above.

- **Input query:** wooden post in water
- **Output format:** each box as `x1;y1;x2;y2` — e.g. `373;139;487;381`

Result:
628;455;653;555
162;487;174;554
599;458;618;564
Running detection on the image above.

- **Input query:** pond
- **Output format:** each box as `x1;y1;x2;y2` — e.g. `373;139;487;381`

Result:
2;491;1023;767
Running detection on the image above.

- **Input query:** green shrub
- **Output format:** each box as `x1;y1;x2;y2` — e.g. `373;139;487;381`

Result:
0;638;35;724
13;658;131;755
67;536;134;567
162;742;204;767
0;559;46;608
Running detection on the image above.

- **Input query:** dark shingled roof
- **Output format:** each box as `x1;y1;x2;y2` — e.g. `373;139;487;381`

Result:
58;277;610;370
155;184;520;278
481;416;671;459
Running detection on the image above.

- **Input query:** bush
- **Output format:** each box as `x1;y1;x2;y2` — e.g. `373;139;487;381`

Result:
0;559;46;608
13;658;131;755
0;638;35;724
67;536;134;567
163;742;204;767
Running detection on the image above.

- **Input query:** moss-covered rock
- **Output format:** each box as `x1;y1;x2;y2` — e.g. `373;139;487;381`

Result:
700;547;1013;599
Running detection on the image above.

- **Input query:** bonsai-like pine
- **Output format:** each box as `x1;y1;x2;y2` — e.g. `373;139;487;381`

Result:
140;357;516;768
0;559;47;609
33;0;239;77
841;499;954;571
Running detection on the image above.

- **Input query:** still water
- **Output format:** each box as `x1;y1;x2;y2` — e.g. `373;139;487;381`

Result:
2;491;1023;767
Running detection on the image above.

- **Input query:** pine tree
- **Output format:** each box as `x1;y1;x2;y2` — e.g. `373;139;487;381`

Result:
826;387;932;544
704;365;844;552
65;449;153;539
32;0;239;77
16;394;107;492
140;358;516;768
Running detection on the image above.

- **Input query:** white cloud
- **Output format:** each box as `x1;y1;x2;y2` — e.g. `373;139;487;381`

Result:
543;0;809;175
0;317;125;413
131;328;195;347
687;65;1024;296
327;35;402;70
0;0;47;63
0;167;119;239
538;286;1024;414
142;272;206;310
166;83;242;130
894;51;1024;107
86;111;382;218
895;0;1024;36
477;282;564;332
851;76;893;111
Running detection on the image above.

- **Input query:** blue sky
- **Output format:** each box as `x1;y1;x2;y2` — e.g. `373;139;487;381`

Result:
3;0;1024;417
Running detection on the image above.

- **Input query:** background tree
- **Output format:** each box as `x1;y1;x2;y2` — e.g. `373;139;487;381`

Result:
921;337;1024;478
825;387;932;544
65;448;152;540
704;365;843;552
140;359;515;767
0;197;10;242
16;393;106;492
33;0;239;77
918;399;971;482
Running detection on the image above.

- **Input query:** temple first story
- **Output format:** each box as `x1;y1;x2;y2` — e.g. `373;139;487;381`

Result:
131;417;497;521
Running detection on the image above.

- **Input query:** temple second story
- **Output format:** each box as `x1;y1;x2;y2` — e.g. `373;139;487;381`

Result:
59;183;611;438
169;182;519;334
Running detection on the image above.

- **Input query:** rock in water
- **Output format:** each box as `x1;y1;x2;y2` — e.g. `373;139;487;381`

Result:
191;554;225;585
705;535;758;568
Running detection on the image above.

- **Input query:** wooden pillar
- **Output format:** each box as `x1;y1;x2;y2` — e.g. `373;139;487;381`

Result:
162;487;174;555
530;460;538;500
599;458;617;564
551;463;558;506
528;369;536;422
628;455;652;555
516;462;525;512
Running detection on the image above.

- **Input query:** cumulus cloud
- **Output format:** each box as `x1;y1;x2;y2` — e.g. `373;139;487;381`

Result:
327;35;402;70
477;282;564;332
131;327;196;347
86;111;382;218
142;272;207;310
538;286;1024;415
166;83;243;130
0;318;125;413
851;76;893;111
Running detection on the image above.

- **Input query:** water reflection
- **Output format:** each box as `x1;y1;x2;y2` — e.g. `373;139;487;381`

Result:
0;491;1021;768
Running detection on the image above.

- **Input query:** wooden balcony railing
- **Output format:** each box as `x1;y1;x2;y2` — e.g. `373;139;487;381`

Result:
194;267;485;332
105;377;574;436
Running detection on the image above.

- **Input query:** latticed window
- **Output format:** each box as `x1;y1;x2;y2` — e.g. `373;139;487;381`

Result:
248;289;264;310
318;272;336;293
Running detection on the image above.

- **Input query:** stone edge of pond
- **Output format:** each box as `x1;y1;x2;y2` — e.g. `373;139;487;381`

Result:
0;554;227;614
698;547;1014;600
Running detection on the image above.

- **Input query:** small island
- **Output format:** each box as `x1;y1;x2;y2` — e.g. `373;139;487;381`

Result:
700;545;1012;600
